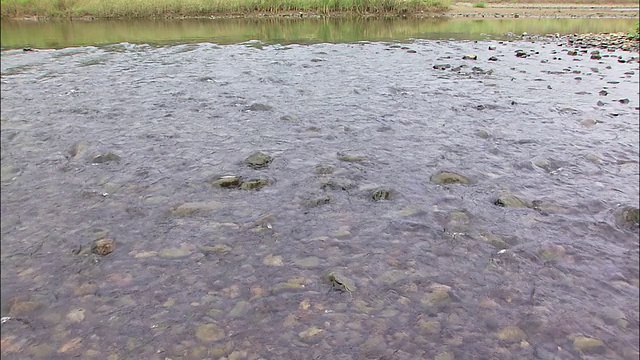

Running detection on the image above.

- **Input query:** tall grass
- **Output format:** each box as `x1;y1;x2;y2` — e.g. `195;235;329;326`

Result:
0;0;451;18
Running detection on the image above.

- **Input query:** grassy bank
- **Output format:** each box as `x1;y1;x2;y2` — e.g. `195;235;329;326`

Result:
0;0;451;18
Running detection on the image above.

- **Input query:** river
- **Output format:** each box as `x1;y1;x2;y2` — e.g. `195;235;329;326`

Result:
1;20;639;360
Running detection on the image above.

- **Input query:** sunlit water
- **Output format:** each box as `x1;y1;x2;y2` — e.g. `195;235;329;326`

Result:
1;37;639;359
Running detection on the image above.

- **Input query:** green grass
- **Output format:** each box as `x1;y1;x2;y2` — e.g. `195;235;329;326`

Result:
0;0;451;18
472;2;485;7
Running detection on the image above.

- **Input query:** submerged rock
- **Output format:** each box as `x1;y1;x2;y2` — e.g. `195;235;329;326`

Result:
240;178;270;190
172;201;222;216
498;326;527;342
91;152;120;164
371;188;392;201
493;193;528;208
245;103;272;111
195;323;225;342
244;151;272;169
430;171;470;185
622;207;639;224
304;195;332;208
337;153;367;163
91;238;115;256
211;175;242;188
572;336;605;354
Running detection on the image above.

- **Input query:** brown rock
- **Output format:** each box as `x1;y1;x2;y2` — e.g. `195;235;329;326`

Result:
92;238;115;255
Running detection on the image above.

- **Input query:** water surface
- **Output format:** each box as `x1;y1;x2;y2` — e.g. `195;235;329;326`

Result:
1;38;639;359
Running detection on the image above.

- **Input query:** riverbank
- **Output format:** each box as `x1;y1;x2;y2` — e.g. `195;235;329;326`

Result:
1;0;639;20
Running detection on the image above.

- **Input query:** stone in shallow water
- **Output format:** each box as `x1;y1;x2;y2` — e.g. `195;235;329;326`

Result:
172;201;221;216
371;189;392;201
92;238;115;255
91;152;120;164
228;301;250;318
497;325;526;342
294;256;321;268
263;254;284;266
622;207;639;224
494;193;528;208
337;153;367;163
572;336;605;354
240;178;270;190
244;151;272;169
430;171;470;185
211;176;242;188
66;308;86;323
158;247;192;259
245;103;272;111
195;323;225;342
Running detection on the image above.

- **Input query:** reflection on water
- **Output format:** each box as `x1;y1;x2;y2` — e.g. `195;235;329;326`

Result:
1;38;638;359
1;17;638;49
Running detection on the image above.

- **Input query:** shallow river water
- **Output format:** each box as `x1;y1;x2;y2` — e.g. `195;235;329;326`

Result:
1;37;639;360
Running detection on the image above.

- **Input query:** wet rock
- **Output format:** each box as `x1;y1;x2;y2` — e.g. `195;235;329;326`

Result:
245;103;272;111
58;337;83;354
172;201;221;216
272;277;309;294
8;297;41;316
417;319;441;335
310;57;324;62
480;232;510;250
516;50;527;58
68;143;88;159
91;152;120;164
539;244;566;261
435;351;455;360
498;325;527;342
294;256;320;268
315;164;334;175
567;50;578;56
433;64;451;70
91;238;115;256
488;56;498;61
430;171;470;185
590;50;602;60
303;195;332;208
280;114;299;121
158;247;192;259
420;284;451;307
195;323;225;342
493;193;528;208
619;98;630;104
462;54;478;60
572;336;605;354
476;129;491;139
228;301;250;318
446;210;470;233
197;244;232;255
407;49;417;54
66;308;86;323
298;327;323;341
321;178;356;191
622;207;639;224
371;189;392;201
74;282;98;296
244;151;272;169
211;175;242;188
263;254;284;266
488;46;497;50
240;178;270;190
337;153;367;163
599;90;608;96
579;118;599;127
